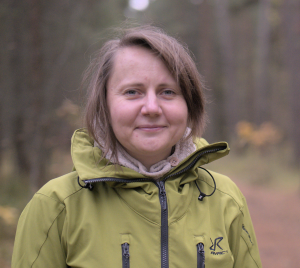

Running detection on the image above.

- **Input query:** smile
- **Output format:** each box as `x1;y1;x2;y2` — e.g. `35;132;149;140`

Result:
136;126;166;132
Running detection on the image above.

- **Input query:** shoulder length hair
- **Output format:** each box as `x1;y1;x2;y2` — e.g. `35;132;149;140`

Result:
83;25;207;162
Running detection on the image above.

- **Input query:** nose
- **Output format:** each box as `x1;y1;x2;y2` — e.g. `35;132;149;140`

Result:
141;91;162;116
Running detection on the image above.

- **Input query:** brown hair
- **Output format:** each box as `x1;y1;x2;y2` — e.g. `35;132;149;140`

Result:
83;25;207;162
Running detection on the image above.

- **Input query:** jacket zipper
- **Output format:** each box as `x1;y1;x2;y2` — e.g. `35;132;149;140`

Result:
82;146;226;268
122;243;130;268
158;180;168;268
197;243;205;268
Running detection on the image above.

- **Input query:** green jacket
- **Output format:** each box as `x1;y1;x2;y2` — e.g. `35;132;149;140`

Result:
12;129;262;268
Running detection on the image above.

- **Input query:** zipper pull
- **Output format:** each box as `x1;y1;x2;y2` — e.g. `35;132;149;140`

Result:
122;243;130;258
122;243;130;268
197;242;204;254
158;181;167;210
197;243;205;268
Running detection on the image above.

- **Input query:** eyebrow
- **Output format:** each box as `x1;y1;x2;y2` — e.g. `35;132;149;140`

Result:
123;83;144;87
122;82;178;88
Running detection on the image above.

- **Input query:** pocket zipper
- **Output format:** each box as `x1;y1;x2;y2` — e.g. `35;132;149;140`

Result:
242;224;253;245
197;243;205;268
122;243;130;268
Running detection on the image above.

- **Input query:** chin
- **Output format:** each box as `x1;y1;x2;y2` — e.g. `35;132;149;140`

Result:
140;146;170;156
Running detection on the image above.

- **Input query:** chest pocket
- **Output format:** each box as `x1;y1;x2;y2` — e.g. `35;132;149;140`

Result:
194;236;205;268
194;235;234;268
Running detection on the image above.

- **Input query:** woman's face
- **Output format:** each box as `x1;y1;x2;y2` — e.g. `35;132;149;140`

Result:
107;46;188;168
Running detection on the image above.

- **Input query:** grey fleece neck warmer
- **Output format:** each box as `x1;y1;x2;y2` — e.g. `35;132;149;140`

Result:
95;128;196;179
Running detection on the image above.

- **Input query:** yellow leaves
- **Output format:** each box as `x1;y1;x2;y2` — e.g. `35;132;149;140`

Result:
0;206;18;226
236;121;254;141
236;121;283;148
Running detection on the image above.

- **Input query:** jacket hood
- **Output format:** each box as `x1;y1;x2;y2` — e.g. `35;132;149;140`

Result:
71;129;230;185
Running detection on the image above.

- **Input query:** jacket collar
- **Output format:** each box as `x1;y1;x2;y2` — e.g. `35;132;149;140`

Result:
71;129;230;186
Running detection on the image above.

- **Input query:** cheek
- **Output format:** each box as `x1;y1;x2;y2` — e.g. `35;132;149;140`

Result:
168;103;188;125
109;109;124;132
107;97;124;124
109;102;136;132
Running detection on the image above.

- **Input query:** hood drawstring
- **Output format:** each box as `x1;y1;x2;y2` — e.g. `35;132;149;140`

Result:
195;167;216;201
78;166;217;199
76;146;226;195
78;177;94;191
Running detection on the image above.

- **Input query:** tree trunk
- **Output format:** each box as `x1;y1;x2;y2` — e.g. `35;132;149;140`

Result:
28;0;45;192
11;0;31;175
254;0;271;124
0;1;9;169
43;1;87;116
282;0;300;164
198;0;224;142
213;0;238;140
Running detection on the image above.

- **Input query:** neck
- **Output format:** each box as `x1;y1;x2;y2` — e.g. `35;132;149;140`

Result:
126;149;172;170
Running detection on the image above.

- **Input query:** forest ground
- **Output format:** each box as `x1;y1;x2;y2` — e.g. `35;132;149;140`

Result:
237;181;300;268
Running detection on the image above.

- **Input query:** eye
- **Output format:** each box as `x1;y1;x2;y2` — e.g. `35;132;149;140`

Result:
125;89;139;96
161;89;176;96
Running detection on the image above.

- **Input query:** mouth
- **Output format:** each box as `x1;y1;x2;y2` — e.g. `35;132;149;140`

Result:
136;125;166;131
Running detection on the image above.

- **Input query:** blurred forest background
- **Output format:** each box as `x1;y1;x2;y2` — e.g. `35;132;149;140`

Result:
0;0;299;267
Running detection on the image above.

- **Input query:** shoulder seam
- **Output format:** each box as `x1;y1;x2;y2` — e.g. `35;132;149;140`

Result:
35;187;84;205
198;178;244;213
63;187;84;201
31;206;66;267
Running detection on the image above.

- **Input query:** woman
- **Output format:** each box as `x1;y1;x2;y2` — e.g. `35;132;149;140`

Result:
12;26;262;268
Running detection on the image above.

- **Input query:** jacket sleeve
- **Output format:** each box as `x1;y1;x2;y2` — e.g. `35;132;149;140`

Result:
12;193;67;268
234;195;262;268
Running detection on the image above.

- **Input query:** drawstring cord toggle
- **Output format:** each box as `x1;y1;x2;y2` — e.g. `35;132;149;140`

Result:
77;177;94;191
195;167;216;201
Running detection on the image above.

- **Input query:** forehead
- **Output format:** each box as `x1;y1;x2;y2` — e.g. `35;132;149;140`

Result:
108;46;176;84
113;46;159;67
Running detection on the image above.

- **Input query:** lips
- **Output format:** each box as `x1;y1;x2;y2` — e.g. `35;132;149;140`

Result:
136;125;166;131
